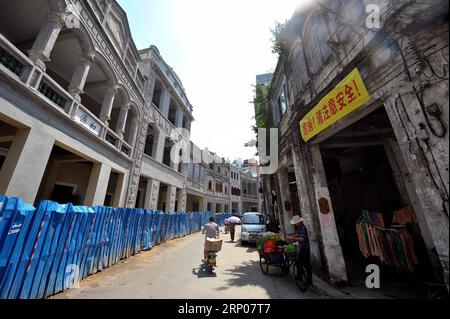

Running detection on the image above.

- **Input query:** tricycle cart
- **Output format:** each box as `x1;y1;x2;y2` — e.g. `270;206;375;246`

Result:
258;240;309;292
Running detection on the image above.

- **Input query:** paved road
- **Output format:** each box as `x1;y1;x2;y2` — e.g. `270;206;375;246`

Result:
52;226;330;299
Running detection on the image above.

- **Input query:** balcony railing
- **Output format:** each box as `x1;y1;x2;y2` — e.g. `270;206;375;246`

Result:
37;78;69;110
121;141;132;156
242;193;258;200
0;47;23;76
0;33;133;159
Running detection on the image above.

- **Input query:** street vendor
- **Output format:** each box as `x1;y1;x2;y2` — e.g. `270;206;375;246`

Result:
287;215;313;286
202;216;219;262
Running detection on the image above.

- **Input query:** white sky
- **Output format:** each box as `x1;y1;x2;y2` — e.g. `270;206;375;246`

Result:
118;0;301;161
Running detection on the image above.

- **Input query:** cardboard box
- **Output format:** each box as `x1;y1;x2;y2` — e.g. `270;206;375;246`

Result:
205;238;223;252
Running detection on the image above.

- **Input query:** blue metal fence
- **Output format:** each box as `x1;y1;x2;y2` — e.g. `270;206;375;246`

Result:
0;195;230;299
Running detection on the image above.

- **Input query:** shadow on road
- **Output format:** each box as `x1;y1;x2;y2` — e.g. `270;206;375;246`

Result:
214;259;288;298
192;264;218;278
234;241;258;253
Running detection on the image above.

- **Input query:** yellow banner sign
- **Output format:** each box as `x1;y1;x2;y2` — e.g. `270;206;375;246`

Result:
300;68;371;142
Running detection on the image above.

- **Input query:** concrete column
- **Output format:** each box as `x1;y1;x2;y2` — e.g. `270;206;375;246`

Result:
310;144;347;284
0;127;54;204
291;145;327;273
273;174;286;229
384;95;449;287
165;185;177;212
99;86;118;123
199;197;205;212
128;118;139;147
257;196;262;213
84;162;112;206
175;108;184;128
291;146;317;240
177;187;187;212
263;177;272;218
144;178;160;210
28;12;64;69
154;129;167;163
159;89;171;117
112;172;126;207
276;168;294;235
115;104;130;138
68;54;94;98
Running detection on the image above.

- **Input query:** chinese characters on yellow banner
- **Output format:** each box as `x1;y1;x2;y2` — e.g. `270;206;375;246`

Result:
300;68;372;142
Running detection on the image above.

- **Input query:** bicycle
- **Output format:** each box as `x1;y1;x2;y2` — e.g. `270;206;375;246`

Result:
205;251;218;273
259;242;309;292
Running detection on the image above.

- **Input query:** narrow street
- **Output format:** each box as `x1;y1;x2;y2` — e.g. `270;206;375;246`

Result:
52;226;330;299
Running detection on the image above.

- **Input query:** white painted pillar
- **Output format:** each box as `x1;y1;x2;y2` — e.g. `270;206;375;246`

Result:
112;172;126;207
159;89;171;117
0;127;54;204
144;178;160;210
99;86;118;123
128;117;140;147
175;108;184;128
115;104;130;138
310;144;348;284
28;12;65;69
84;162;112;206
201;197;206;212
165;185;177;212
68;54;94;98
177;187;187;212
154;129;167;163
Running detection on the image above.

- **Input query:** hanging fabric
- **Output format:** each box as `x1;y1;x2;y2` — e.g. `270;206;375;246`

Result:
355;210;419;273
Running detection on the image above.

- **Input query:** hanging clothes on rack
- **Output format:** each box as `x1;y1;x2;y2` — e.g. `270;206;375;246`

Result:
356;210;419;273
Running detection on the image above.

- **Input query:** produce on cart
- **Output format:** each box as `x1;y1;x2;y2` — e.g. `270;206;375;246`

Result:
257;234;287;265
283;243;297;255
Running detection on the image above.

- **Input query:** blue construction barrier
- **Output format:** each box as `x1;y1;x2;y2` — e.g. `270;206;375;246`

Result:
216;212;232;226
0;196;229;299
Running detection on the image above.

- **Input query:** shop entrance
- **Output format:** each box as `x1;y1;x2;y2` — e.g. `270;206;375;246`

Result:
320;107;434;297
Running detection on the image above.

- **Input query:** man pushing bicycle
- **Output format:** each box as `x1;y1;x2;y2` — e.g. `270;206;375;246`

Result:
287;215;313;286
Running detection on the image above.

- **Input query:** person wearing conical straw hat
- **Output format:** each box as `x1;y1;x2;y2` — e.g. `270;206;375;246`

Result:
287;215;312;286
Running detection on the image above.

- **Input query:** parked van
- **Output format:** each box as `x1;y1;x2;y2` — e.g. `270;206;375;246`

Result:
240;212;266;245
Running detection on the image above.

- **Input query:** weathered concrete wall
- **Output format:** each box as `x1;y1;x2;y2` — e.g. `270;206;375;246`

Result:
291;145;326;277
309;145;348;284
268;0;449;286
366;22;449;286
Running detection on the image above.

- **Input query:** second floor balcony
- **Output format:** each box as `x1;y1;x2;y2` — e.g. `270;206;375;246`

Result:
241;192;258;201
0;1;149;160
0;33;136;158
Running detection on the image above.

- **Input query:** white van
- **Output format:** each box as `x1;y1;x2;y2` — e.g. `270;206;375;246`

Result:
240;212;266;244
